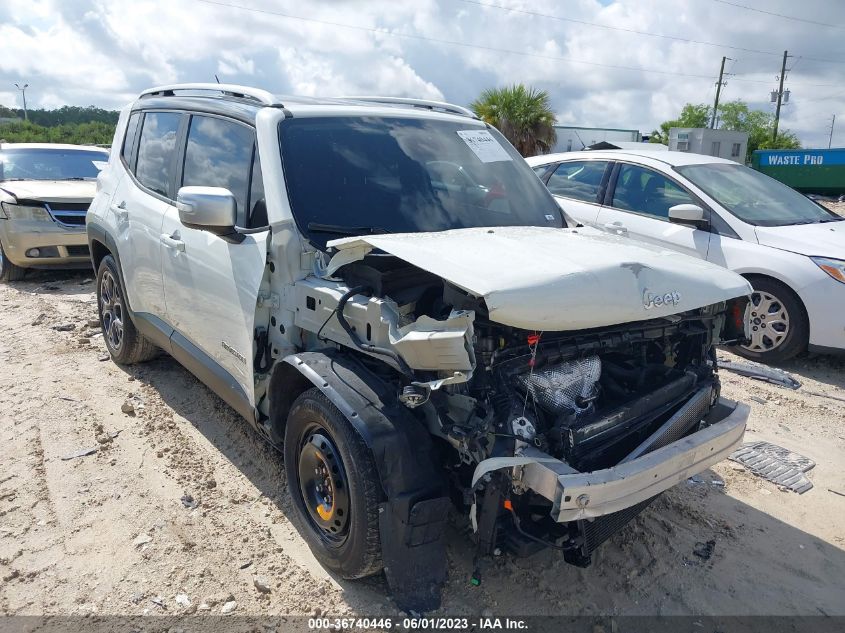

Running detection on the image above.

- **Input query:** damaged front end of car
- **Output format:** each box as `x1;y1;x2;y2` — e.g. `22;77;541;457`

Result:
284;225;751;606
462;308;749;568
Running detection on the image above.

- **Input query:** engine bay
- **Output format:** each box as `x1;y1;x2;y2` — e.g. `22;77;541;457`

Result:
277;248;750;574
326;254;741;476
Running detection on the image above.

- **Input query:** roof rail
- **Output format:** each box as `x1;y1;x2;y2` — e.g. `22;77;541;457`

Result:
341;96;477;119
139;83;281;107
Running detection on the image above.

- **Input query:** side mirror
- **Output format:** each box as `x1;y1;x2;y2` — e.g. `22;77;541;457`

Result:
668;204;707;228
176;186;237;235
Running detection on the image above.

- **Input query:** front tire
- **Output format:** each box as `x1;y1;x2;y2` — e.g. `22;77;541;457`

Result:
96;254;158;364
284;388;383;579
735;277;808;363
0;241;26;282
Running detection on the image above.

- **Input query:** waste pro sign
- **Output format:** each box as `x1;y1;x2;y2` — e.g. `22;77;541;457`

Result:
752;148;845;194
757;150;845;167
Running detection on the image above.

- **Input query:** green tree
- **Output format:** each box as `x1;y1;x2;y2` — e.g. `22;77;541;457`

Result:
0;104;119;145
716;99;800;160
470;84;557;157
0;120;115;145
650;99;801;161
649;103;711;144
0;104;118;126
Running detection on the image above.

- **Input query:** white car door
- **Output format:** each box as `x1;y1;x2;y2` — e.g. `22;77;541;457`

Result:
160;114;269;415
541;159;611;227
596;162;711;259
113;110;184;317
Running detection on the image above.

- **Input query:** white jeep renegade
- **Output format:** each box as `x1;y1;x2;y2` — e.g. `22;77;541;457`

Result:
88;84;752;611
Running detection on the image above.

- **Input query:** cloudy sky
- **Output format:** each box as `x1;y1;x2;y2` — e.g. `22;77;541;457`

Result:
1;0;843;147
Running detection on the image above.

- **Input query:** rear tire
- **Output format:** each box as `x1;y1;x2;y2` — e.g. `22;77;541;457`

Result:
734;277;808;363
0;241;26;282
96;254;158;364
284;388;383;579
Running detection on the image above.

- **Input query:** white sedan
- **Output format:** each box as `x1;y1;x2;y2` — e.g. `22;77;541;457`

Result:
526;149;845;363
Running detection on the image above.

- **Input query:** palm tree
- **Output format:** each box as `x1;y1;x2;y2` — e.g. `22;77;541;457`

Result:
470;85;557;157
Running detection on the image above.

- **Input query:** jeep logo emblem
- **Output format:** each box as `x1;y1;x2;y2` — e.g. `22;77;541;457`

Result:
643;289;681;309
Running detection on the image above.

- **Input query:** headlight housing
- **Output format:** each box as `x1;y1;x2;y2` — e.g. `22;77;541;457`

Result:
0;201;52;221
811;256;845;284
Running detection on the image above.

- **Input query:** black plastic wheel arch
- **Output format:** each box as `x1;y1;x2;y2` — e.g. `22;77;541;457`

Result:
277;350;450;612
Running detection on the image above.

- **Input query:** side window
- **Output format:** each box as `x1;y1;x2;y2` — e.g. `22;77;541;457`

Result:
532;164;549;178
182;115;254;226
709;211;739;239
136;112;182;197
121;112;141;167
612;164;695;219
546;160;608;203
247;148;266;227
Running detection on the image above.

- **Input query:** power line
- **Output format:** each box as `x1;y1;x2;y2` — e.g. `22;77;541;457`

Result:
191;0;845;89
192;0;719;80
456;0;778;57
712;0;845;31
457;0;845;64
729;76;841;88
193;0;845;87
800;89;845;104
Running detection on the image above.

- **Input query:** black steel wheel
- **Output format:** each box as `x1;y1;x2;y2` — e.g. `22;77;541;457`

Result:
284;388;383;579
297;429;351;542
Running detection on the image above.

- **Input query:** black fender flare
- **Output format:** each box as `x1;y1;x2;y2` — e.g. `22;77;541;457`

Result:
87;221;134;314
275;351;450;612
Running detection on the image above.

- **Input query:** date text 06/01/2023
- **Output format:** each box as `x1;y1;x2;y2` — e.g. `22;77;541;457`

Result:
307;617;529;630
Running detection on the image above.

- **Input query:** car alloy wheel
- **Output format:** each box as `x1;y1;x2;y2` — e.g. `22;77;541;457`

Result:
742;290;790;354
297;426;351;544
100;269;125;352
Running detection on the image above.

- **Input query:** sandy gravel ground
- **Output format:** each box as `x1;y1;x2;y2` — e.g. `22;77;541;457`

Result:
824;201;845;216
1;270;845;618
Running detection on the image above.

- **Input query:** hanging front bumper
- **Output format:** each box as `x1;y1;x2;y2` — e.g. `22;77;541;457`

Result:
518;397;749;523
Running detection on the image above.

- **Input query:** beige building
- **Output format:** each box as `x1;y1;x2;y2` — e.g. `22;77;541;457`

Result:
669;127;749;163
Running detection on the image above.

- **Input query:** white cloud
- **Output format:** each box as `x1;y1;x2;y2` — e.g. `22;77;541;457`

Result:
218;52;255;77
277;46;443;100
0;0;843;147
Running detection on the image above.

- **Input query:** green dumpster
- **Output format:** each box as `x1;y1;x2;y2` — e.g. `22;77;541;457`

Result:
751;148;845;195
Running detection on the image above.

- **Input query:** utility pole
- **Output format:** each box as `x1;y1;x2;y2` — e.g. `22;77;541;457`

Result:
772;50;789;142
711;56;730;129
13;83;28;121
829;114;837;149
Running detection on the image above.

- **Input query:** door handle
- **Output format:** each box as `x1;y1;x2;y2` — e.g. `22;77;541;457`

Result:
160;232;185;252
110;201;128;222
604;222;628;235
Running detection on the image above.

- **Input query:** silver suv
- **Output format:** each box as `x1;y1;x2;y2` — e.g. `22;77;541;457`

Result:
88;84;752;611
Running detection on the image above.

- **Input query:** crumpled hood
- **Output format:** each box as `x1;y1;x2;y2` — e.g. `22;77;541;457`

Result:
755;222;845;258
0;180;96;204
328;226;751;330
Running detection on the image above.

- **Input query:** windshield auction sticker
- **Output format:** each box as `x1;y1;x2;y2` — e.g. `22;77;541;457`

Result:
457;130;512;163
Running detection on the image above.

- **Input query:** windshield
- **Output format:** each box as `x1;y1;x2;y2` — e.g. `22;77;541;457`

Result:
0;148;108;182
675;163;840;227
279;116;563;248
